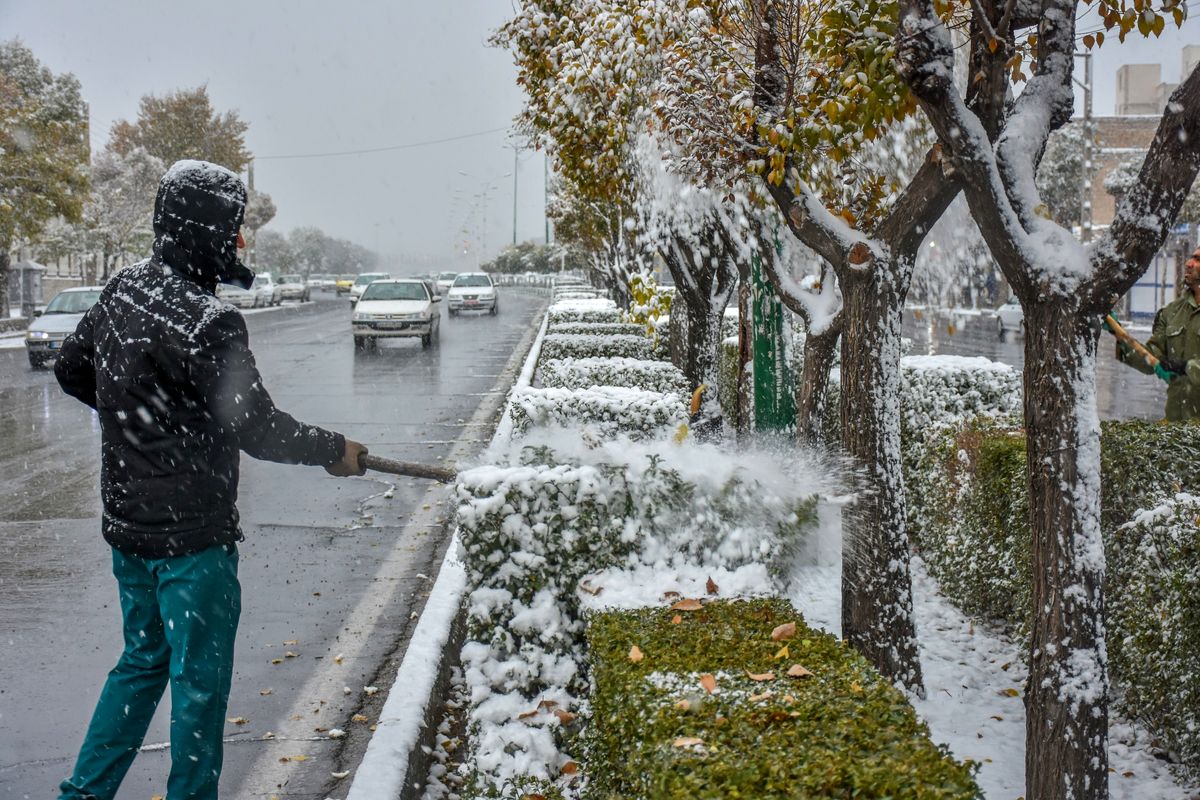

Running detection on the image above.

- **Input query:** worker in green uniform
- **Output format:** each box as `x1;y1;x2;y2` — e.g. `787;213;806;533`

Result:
1114;246;1200;421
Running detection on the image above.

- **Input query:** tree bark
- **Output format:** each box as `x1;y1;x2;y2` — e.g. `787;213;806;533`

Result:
796;321;840;444
0;248;10;319
838;265;923;693
1022;302;1108;800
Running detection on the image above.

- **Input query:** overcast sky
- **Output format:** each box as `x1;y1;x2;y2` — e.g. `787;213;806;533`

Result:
3;1;1197;270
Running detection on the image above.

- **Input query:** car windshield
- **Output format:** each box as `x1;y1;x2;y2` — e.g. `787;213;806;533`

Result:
361;282;428;302
281;275;301;283
252;276;271;287
355;274;386;285
438;272;457;281
453;275;491;288
43;290;102;314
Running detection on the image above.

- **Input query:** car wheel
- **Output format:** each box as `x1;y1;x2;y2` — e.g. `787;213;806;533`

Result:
997;317;1006;340
354;336;368;352
449;309;458;317
27;352;47;369
421;332;431;348
490;302;498;316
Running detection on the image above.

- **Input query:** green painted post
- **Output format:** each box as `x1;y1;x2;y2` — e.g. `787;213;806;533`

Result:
751;249;796;432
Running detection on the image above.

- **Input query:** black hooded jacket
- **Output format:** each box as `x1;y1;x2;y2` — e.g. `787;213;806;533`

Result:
56;160;345;558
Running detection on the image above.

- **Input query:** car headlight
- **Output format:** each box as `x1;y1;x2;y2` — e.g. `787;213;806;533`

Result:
353;313;372;322
403;313;428;321
26;331;49;340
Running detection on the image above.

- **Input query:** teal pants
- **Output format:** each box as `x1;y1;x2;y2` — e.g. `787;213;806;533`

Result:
60;543;241;800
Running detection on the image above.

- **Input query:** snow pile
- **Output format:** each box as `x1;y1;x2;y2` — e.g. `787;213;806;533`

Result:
507;385;686;440
546;298;621;325
538;332;656;361
899;355;1022;433
453;434;840;796
540;356;690;396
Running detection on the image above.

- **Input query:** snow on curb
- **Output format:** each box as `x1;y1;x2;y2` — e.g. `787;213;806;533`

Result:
344;307;550;799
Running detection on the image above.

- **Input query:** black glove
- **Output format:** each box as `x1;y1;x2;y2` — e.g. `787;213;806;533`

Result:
1159;357;1188;376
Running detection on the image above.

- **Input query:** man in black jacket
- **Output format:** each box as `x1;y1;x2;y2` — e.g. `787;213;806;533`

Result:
55;160;367;800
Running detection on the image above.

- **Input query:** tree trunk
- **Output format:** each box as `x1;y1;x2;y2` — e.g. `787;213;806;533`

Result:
796;322;840;444
838;268;924;693
1022;302;1108;800
677;280;724;402
0;248;10;319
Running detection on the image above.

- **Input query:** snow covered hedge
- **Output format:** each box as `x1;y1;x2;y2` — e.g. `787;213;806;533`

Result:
453;437;826;797
586;599;980;799
539;356;690;396
538;333;656;362
546;298;622;326
910;419;1200;778
507;385;686;440
545;321;647;338
1109;493;1200;779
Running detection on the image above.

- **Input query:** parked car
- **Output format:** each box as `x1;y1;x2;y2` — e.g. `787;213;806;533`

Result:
278;274;310;302
217;282;258;309
351;279;441;350
251;273;282;307
349;272;391;305
335;274;356;295
997;296;1024;337
434;271;458;296
25;286;103;368
306;273;334;290
446;272;498;316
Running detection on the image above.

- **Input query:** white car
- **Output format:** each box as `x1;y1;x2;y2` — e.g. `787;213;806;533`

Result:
352;279;441;350
446;272;498;316
997;296;1024;336
252;273;282;306
217;282;257;308
349;272;392;306
278;274;310;302
434;271;458;296
24;286;103;369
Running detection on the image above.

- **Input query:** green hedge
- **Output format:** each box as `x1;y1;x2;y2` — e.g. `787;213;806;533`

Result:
585;599;980;800
909;418;1200;778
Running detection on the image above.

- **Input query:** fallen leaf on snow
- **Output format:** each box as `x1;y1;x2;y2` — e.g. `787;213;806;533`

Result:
746;670;775;682
537;699;559;711
771;622;796;641
284;651;298;659
270;658;283;665
560;761;579;775
553;709;576;725
226;716;250;725
699;673;717;694
517;709;539;720
671;599;703;612
578;580;603;596
661;590;681;600
749;690;774;702
673;736;704;747
705;576;719;595
999;687;1020;698
259;688;273;696
334;653;344;664
786;664;813;679
628;645;644;663
283;639;299;646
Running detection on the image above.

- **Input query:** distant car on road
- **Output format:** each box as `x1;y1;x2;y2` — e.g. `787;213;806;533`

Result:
252;273;282;307
352;279;441;350
434;271;458;296
446;272;498;316
217;282;257;309
306;273;335;290
349;272;391;306
335;274;356;295
997;296;1024;337
278;274;310;302
25;286;103;369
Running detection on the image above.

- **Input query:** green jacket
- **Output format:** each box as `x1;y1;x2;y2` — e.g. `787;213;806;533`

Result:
1118;293;1200;421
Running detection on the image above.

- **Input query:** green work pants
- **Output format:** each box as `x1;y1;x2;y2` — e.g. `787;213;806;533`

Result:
59;543;241;800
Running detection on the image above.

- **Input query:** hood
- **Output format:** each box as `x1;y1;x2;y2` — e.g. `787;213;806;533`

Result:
28;313;87;335
150;160;253;292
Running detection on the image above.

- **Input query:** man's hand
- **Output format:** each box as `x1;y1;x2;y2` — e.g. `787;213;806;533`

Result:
326;439;368;477
1159;357;1188;376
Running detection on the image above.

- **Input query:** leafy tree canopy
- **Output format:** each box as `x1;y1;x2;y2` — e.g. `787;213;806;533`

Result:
109;85;250;173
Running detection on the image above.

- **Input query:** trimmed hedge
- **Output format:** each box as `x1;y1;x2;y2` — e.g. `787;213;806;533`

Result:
586;599;981;799
508;385;687;440
540;356;690;396
547;321;649;338
910;419;1200;778
547;298;622;326
540;333;656;362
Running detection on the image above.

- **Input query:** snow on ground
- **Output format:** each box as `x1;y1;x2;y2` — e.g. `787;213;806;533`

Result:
0;333;26;350
790;554;1199;799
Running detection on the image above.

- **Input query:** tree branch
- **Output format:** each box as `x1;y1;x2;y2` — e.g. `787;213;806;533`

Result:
874;147;959;258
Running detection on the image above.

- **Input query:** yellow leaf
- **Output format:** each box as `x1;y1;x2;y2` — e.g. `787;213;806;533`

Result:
771;622;796;641
987;37;999;53
673;736;704;747
1000;687;1020;697
628;645;645;663
699;673;718;694
947;323;957;336
671;599;703;612
270;658;283;665
226;716;250;725
673;422;690;443
774;645;790;660
334;653;344;664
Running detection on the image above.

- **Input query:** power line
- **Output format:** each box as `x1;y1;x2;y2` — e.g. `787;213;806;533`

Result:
256;126;511;161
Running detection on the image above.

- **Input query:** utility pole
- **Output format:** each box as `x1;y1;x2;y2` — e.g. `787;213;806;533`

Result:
1074;52;1094;244
247;158;256;269
544;154;550;245
509;143;520;246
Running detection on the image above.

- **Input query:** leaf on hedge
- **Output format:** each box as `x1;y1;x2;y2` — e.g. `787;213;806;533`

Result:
774;645;790;660
771;621;796;641
628;645;645;663
749;690;774;702
786;664;813;679
700;673;717;693
671;614;683;625
999;687;1020;697
561;761;579;775
554;709;576;725
672;599;703;611
521;794;547;800
673;736;704;747
849;682;863;694
746;670;775;681
706;576;719;595
579;580;603;596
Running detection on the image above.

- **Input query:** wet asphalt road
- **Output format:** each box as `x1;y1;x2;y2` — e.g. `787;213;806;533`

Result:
0;289;546;799
903;307;1168;421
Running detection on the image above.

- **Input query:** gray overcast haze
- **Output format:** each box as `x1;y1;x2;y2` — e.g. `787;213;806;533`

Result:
2;0;542;272
2;1;1198;269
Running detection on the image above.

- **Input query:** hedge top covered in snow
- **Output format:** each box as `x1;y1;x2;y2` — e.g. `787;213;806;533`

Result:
540;356;690;396
899;353;1021;433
